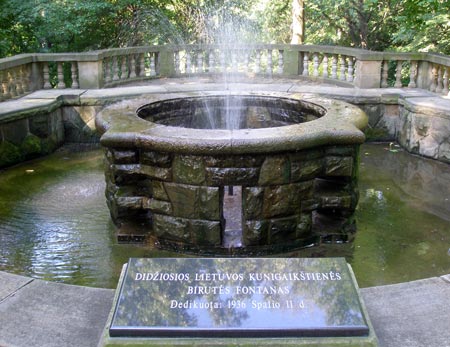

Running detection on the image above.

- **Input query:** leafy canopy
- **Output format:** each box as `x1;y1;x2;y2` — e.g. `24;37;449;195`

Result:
0;0;449;58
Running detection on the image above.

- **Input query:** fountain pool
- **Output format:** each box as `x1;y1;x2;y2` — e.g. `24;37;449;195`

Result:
0;144;449;289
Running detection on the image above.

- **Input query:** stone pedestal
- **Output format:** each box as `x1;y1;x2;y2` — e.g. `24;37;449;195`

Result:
98;258;378;347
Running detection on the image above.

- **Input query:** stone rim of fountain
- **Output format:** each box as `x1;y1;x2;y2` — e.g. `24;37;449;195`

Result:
95;91;368;155
96;91;368;255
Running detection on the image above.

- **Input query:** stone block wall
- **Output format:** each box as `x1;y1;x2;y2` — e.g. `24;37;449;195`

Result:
0;109;64;168
0;102;100;169
104;144;360;253
398;97;450;163
62;106;102;143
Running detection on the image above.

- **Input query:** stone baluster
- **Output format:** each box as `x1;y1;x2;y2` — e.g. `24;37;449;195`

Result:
429;64;437;92
237;50;242;72
347;57;354;82
266;49;273;76
277;49;284;74
0;71;4;101
112;57;120;81
104;58;112;84
443;67;449;95
10;69;19;96
43;62;52;89
254;50;261;74
220;50;226;73
408;61;417;88
174;51;180;75
150;54;156;76
339;55;346;81
331;55;338;79
394;61;403;87
381;60;389;88
138;54;145;77
1;71;11;99
436;66;443;94
186;51;192;74
197;50;203;73
312;53;319;77
109;57;116;82
21;65;30;93
120;56;128;80
209;50;215;73
322;55;329;78
243;50;249;73
129;55;137;78
71;62;79;88
232;50;238;73
57;62;65;88
14;68;24;95
8;71;17;97
3;71;11;99
302;52;309;76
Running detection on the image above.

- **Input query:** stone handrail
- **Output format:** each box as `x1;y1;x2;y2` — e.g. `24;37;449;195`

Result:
1;45;449;102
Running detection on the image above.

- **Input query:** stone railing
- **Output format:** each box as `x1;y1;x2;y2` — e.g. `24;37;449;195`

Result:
1;45;450;102
100;46;160;87
0;54;81;100
379;52;450;94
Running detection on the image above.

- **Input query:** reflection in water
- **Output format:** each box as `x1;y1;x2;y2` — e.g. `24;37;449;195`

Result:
0;143;449;288
0;147;172;288
350;144;450;287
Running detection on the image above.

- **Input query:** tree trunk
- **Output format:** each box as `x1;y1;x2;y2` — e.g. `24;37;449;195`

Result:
291;0;305;44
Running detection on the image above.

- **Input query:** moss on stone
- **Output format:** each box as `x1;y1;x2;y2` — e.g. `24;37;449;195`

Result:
40;134;59;155
364;127;390;141
20;133;42;158
0;141;23;168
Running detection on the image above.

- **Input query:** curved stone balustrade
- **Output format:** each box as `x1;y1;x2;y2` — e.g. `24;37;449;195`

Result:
1;45;450;103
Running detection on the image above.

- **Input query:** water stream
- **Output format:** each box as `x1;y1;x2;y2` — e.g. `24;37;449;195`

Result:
0;143;449;288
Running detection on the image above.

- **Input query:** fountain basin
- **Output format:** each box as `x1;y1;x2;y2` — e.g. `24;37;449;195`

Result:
95;92;368;254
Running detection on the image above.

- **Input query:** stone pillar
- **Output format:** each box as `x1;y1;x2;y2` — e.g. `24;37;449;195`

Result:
353;60;382;88
77;61;104;89
282;49;301;76
416;61;432;90
30;62;43;91
158;48;176;77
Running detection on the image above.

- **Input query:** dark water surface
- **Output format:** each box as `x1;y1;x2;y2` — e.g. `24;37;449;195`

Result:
0;144;449;288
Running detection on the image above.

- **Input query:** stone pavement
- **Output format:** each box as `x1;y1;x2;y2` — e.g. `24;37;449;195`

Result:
0;270;449;347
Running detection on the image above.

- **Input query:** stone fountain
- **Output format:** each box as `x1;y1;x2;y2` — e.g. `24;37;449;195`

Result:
95;91;368;255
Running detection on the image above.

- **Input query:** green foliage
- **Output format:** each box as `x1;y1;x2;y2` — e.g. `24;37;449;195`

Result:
304;0;402;50
0;0;115;55
252;0;291;43
20;134;42;159
393;0;450;54
0;141;22;168
41;134;59;154
0;0;449;57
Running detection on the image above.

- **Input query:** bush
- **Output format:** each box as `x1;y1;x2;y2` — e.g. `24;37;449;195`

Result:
0;140;23;168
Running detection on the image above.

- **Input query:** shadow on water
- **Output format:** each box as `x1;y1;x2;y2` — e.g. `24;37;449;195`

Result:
0;143;449;288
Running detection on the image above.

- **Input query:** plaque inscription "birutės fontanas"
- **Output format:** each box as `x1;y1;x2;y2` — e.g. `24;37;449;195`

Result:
109;257;369;338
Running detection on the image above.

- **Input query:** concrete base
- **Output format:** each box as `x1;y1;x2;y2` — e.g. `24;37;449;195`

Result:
1;270;449;347
0;271;114;347
98;264;378;347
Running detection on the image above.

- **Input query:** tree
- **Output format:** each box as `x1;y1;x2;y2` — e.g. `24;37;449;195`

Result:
393;0;450;54
1;0;449;58
305;0;402;50
291;0;305;44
